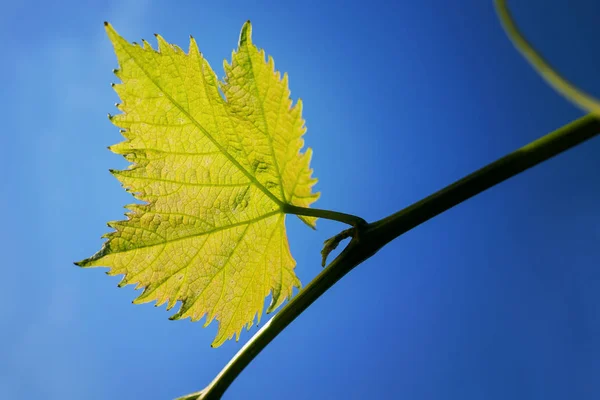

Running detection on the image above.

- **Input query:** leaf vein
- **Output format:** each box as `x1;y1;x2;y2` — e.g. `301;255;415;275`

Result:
115;41;282;207
98;210;280;256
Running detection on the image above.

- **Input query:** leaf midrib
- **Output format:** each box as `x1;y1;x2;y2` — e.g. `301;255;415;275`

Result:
116;173;250;188
236;42;286;202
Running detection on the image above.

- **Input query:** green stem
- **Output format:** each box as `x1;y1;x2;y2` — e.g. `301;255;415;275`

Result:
368;113;600;246
178;114;600;400
495;0;600;115
176;237;371;400
282;203;367;227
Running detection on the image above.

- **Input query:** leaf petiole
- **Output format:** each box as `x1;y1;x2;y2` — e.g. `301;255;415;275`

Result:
281;204;367;227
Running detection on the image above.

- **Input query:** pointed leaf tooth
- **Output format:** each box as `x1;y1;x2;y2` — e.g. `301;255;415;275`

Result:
154;34;172;54
203;314;213;328
166;298;178;311
188;36;201;57
267;54;275;72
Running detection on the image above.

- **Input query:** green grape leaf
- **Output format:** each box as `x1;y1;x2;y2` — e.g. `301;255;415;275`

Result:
76;21;319;347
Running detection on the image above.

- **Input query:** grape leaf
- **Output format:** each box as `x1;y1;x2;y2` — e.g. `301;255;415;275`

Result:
76;21;319;347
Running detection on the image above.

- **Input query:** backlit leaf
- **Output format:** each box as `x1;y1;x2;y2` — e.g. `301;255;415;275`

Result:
76;21;319;347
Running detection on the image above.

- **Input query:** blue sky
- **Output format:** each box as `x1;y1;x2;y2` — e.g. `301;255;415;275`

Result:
2;0;600;399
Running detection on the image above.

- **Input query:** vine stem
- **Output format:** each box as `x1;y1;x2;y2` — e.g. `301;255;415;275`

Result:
178;113;600;400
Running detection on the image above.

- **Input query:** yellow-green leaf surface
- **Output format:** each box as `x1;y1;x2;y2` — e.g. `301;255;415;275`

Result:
77;21;319;347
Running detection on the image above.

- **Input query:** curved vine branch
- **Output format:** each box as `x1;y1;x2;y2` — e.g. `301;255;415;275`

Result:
179;113;600;400
495;0;600;116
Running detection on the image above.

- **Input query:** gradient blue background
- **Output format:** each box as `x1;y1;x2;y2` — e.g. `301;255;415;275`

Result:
2;0;599;399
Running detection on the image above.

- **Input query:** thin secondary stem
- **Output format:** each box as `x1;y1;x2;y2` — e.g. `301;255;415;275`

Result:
495;0;600;116
282;203;367;227
180;113;600;400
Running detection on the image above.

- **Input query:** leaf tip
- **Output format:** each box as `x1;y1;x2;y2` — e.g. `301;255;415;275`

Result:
211;337;225;348
74;257;93;268
104;21;117;38
239;20;252;46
